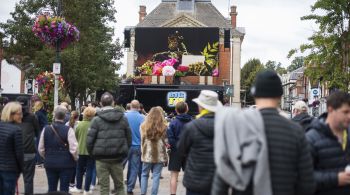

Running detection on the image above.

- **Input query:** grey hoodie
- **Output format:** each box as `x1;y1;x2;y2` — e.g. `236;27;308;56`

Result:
214;107;272;195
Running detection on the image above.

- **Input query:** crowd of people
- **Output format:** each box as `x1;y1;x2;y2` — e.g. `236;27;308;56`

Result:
0;70;350;195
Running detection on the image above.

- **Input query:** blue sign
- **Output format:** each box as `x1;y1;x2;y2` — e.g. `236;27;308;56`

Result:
167;91;187;107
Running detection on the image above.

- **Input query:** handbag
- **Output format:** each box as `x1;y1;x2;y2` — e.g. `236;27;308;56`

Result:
50;125;69;149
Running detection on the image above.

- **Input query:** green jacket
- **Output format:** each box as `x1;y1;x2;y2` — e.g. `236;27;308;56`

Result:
75;119;91;155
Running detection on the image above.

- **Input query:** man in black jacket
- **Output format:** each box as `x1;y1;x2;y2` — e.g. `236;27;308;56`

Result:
177;90;222;195
86;92;132;195
212;70;315;195
306;91;350;195
17;96;41;195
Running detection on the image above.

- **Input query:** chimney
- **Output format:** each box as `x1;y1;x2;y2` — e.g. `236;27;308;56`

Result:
230;5;238;29
139;5;147;22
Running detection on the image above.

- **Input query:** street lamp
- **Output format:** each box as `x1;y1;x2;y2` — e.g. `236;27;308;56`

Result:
0;86;3;97
53;0;62;108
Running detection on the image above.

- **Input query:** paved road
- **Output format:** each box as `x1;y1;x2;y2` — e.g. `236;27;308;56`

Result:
18;165;186;195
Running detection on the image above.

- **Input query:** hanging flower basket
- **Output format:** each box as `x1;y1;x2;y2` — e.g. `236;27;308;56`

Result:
32;15;80;49
35;71;64;96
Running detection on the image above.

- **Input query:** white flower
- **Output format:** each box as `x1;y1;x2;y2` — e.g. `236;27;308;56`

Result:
162;66;176;76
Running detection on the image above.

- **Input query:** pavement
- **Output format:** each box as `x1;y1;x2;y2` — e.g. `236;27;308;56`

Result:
17;165;186;195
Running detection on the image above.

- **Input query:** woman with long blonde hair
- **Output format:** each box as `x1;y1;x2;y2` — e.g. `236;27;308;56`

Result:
140;107;168;195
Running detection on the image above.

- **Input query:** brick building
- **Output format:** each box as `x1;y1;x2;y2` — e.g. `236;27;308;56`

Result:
124;0;245;106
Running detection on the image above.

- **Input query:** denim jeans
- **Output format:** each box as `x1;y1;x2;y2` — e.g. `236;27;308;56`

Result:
127;146;142;192
141;162;163;195
91;162;96;186
76;155;95;191
35;137;43;164
96;161;125;195
23;156;36;195
0;171;17;195
45;168;74;192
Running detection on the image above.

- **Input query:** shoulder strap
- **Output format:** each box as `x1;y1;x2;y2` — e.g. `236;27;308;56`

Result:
50;125;68;148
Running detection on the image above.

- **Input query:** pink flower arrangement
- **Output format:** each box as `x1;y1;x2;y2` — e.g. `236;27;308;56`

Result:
162;66;176;76
160;58;178;67
32;15;80;49
152;63;163;76
177;65;189;72
212;68;219;77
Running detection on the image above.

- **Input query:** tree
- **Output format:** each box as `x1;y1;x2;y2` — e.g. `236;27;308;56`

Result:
241;58;265;105
0;0;123;109
289;0;350;91
265;60;287;75
287;56;304;72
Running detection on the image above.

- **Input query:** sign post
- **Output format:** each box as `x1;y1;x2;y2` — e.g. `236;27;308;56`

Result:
53;63;61;108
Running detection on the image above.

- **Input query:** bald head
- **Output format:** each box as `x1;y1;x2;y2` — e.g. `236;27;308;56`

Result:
130;100;140;110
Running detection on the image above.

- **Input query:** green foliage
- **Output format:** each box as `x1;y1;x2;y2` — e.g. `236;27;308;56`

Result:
289;0;350;91
287;56;304;72
265;60;287;75
201;42;219;74
241;58;265;105
1;0;123;109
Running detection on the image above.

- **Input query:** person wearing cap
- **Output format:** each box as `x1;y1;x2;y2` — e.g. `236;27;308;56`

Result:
306;91;350;195
212;70;315;195
292;100;314;132
16;96;41;195
177;90;222;195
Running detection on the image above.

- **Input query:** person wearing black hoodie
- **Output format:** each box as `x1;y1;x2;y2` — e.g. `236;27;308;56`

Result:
167;101;192;195
292;100;314;132
17;96;41;195
306;91;350;195
177;90;222;195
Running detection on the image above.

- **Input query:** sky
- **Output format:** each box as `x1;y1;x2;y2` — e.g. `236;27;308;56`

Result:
0;0;318;74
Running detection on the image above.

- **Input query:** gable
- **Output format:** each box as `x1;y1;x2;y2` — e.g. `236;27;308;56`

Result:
161;14;207;27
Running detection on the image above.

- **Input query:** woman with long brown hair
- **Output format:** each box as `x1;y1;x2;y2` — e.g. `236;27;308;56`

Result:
140;107;168;195
66;111;79;130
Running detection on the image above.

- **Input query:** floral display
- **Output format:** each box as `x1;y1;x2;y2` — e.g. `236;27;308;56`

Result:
35;71;64;101
32;15;80;49
136;31;219;77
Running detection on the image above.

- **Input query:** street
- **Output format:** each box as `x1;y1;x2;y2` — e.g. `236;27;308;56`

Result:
17;165;186;195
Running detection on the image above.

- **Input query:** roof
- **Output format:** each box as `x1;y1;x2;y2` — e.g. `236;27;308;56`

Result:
289;67;305;81
137;2;232;28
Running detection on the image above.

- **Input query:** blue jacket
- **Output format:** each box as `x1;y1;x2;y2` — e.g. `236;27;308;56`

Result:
167;114;192;151
0;122;23;173
35;109;48;131
125;110;145;146
43;122;75;169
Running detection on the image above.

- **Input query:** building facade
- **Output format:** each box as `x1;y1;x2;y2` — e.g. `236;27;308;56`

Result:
124;0;245;107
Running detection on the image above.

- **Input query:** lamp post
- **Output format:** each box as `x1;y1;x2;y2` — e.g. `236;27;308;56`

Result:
53;0;62;108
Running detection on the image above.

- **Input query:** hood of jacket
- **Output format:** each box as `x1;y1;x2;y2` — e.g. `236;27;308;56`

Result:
195;113;215;138
292;112;312;122
97;108;124;122
176;113;192;122
309;112;335;138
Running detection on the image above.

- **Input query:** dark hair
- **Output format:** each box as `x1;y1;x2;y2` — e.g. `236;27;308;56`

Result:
175;101;188;114
100;92;114;107
327;91;350;110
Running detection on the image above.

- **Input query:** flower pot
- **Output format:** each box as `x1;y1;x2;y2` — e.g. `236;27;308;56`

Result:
165;76;174;84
